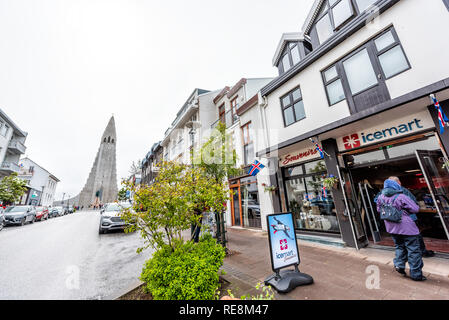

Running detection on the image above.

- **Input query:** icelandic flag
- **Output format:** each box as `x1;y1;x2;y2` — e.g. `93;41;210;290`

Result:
248;160;265;176
310;138;325;159
431;95;449;134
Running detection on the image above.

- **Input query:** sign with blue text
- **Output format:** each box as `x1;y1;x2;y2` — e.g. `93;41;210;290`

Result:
266;213;300;271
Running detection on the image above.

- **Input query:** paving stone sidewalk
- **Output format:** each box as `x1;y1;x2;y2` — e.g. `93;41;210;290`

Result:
222;227;449;300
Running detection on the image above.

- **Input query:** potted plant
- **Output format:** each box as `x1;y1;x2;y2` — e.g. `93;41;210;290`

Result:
322;174;339;190
261;183;277;193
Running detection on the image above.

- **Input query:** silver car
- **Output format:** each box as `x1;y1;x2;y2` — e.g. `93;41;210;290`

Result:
99;202;132;234
0;209;4;231
4;206;37;226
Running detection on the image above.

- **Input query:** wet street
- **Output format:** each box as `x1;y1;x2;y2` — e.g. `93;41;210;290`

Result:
0;210;152;300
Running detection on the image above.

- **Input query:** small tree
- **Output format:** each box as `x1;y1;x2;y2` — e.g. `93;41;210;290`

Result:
117;187;128;201
192;122;240;248
0;172;28;205
121;160;229;253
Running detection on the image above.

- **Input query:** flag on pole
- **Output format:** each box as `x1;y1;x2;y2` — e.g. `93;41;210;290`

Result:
431;94;449;134
248;160;265;176
309;138;327;159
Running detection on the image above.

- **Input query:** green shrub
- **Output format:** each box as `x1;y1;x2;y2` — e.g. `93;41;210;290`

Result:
140;234;226;300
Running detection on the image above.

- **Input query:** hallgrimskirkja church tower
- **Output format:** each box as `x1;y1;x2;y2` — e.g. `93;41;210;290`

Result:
77;116;118;207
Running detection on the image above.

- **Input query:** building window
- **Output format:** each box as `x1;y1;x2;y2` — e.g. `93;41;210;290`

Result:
278;42;303;75
343;48;378;95
230;96;239;124
374;29;411;79
312;0;380;45
0;121;8;137
218;103;225;123
354;0;377;12
323;65;346;105
332;0;354;29
241;122;254;165
283;160;340;233
281;87;306;127
321;27;410;108
316;13;333;44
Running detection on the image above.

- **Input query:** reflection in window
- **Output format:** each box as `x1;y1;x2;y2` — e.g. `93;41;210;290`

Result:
387;136;440;159
346;149;386;166
282;54;292;72
343;49;378;95
378;45;409;78
316;14;333;44
284;162;339;233
355;0;377;12
374;30;395;51
240;178;261;228
326;79;346;105
332;0;353;29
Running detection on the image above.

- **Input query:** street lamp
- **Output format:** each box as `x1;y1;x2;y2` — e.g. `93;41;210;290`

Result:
39;186;45;206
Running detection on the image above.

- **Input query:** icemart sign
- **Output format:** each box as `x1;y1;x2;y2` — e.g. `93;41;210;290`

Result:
337;110;434;151
267;213;300;271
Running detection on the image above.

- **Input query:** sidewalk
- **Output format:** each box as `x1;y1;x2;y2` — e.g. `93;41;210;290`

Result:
222;227;449;300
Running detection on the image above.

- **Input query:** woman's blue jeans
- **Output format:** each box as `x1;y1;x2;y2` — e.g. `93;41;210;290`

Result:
391;234;424;279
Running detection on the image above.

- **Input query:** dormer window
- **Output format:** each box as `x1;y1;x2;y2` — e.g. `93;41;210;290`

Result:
277;41;303;74
311;0;378;47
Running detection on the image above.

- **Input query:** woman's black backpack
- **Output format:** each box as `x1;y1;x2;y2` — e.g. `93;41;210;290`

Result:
379;194;403;223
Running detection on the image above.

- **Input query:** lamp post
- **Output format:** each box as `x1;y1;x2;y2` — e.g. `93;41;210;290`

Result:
39;186;45;206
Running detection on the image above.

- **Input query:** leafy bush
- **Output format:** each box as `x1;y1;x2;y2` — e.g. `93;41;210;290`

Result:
140;234;226;300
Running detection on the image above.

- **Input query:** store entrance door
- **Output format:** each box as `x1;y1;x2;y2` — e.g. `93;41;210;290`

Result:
230;186;242;227
337;165;369;250
416;150;449;241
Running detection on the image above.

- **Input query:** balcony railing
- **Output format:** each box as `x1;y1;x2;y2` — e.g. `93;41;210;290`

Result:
8;140;26;154
211;110;239;130
0;162;20;173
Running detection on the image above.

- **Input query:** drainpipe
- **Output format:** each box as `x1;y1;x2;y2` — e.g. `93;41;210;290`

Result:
257;91;270;150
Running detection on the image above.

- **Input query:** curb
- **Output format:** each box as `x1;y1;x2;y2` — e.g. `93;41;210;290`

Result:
105;280;145;300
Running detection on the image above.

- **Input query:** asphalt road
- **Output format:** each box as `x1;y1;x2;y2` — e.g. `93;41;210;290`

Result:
0;210;152;300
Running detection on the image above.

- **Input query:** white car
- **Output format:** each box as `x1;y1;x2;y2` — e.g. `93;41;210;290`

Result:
99;202;133;234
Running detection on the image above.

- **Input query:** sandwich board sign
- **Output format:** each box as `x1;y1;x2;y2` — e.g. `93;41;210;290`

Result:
265;212;313;293
267;213;300;271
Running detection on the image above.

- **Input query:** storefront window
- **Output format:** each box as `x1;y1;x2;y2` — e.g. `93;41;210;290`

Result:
284;160;340;233
386;136;440;159
345;149;386;166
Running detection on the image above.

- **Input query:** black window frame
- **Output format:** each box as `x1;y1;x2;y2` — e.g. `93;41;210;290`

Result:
320;26;411;108
373;27;412;80
322;64;346;106
280;86;306;127
278;41;301;74
444;0;449;11
311;0;380;47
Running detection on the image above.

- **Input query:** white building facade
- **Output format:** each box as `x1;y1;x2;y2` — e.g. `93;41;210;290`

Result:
252;0;449;253
0;108;27;179
18;158;60;207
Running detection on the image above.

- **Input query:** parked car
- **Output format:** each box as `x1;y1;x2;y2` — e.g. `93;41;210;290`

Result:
0;210;4;231
50;206;64;217
99;202;133;234
64;206;74;214
4;206;37;226
35;206;49;221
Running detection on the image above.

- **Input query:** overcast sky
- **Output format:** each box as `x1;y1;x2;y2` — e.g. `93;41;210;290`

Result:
0;0;314;201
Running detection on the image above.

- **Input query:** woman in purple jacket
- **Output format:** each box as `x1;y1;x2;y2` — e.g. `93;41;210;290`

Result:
376;179;426;281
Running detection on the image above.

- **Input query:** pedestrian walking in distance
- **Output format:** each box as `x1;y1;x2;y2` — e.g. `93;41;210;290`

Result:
376;178;426;281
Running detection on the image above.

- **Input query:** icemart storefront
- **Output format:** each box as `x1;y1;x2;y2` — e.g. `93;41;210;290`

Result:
271;99;449;254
